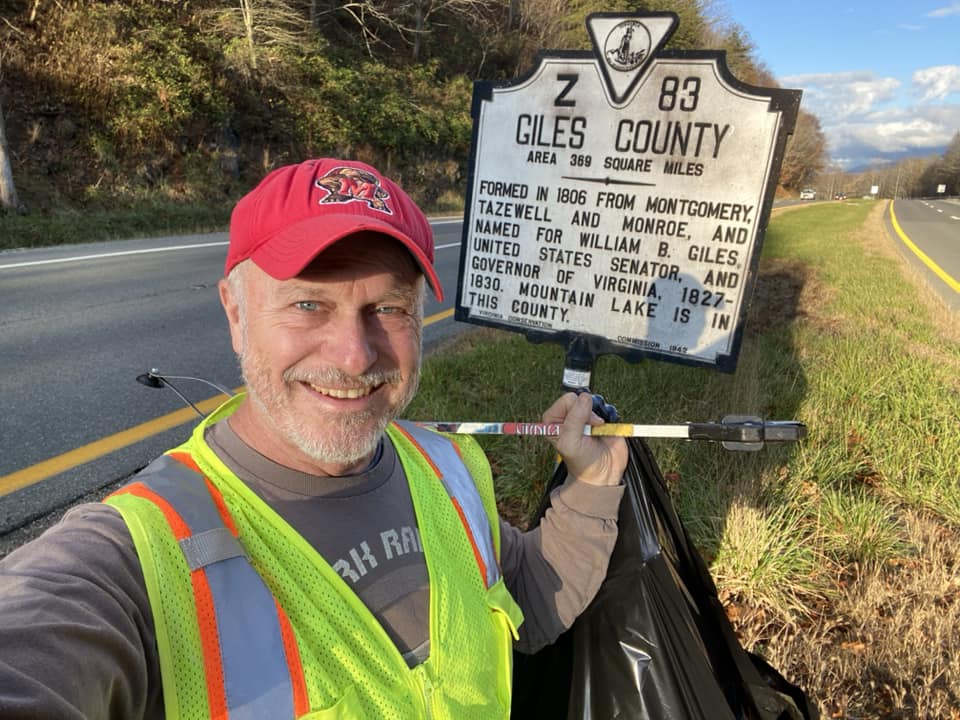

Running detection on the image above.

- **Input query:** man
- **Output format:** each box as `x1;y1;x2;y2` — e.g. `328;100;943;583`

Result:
0;158;626;718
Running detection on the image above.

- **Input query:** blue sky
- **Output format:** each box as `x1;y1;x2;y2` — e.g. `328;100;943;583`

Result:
718;0;960;170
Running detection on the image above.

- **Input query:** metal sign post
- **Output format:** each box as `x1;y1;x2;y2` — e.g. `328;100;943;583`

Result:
455;12;801;384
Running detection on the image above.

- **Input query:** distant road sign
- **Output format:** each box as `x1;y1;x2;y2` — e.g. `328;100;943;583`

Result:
455;12;800;372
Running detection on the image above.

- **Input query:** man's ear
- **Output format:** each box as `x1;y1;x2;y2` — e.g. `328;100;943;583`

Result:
219;276;244;355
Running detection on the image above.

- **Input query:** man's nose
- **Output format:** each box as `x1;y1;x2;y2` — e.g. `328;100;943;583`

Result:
326;313;378;375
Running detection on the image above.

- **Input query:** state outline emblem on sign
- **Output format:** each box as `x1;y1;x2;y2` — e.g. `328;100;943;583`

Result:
588;13;677;105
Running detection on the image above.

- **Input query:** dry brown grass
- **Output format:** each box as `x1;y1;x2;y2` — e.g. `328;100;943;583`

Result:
740;509;960;719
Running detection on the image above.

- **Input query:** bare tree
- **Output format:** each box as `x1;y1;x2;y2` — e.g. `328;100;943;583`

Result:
780;109;827;191
408;0;491;61
508;0;520;29
894;156;936;199
507;0;578;73
307;0;494;61
942;131;960;194
309;0;410;57
207;0;309;73
0;54;25;215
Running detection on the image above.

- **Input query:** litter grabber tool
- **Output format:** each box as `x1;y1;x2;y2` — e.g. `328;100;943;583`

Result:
415;417;806;450
136;370;806;451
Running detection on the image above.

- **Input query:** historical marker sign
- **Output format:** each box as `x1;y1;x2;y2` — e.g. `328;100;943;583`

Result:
455;12;801;371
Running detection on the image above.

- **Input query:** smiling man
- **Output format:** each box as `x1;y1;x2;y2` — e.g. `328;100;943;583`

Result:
0;158;626;719
223;234;425;475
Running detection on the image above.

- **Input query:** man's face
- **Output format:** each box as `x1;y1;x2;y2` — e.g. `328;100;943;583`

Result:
220;233;425;476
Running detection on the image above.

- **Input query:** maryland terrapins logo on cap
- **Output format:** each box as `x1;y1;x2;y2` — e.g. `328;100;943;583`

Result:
314;166;392;214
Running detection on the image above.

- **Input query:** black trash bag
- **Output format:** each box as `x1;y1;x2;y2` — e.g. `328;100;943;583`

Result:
512;438;819;720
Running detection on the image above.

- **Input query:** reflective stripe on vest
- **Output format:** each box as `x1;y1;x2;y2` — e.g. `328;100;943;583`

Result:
117;453;308;720
394;421;500;588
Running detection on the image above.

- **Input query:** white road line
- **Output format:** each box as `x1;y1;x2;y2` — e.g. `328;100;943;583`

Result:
2;220;464;271
0;241;228;271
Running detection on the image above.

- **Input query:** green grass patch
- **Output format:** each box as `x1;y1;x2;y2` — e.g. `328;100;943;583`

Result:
0;201;233;251
0;194;465;252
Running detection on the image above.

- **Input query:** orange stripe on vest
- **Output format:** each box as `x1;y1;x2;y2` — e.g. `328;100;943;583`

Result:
108;479;230;718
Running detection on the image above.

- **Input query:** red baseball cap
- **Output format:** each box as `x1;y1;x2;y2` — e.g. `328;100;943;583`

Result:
226;158;443;300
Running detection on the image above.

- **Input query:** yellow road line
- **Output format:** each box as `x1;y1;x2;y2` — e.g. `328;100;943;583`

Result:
0;392;236;497
889;201;960;293
0;308;457;497
428;307;454;322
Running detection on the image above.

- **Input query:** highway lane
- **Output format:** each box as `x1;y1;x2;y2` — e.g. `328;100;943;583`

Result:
0;219;466;536
888;198;960;309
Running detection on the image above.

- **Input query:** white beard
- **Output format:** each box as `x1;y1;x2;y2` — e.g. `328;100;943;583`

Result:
239;350;420;469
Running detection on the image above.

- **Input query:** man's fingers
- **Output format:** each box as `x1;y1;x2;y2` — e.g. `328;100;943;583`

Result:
541;391;579;425
545;392;597;457
541;392;627;486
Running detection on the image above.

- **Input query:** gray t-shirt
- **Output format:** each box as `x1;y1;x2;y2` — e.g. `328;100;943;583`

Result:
0;421;623;719
206;420;432;665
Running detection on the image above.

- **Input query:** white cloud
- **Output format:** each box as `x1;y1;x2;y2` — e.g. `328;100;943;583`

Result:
781;71;900;119
827;105;960;167
927;2;960;17
912;65;960;101
780;70;960;168
837;117;942;153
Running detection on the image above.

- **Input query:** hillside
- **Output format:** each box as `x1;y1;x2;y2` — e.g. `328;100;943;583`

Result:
0;0;823;234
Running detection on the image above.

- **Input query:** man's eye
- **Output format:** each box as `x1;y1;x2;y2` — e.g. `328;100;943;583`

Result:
295;301;319;311
376;306;401;315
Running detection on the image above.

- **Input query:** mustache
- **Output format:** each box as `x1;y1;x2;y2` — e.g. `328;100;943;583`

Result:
283;367;404;387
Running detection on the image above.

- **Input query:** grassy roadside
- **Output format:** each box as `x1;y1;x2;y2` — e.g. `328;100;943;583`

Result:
0;197;463;252
406;200;960;718
0;201;233;250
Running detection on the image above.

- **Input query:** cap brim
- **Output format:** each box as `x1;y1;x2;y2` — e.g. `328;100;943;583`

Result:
247;214;444;301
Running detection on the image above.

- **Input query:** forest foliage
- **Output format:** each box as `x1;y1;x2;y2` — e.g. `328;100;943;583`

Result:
1;0;829;217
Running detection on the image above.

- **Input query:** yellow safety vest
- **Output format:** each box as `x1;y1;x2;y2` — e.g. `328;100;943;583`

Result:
107;395;523;719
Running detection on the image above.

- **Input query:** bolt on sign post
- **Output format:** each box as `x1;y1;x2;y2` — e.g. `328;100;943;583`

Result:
455;12;801;387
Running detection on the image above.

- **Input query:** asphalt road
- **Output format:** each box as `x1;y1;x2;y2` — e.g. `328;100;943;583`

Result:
0;219;467;547
887;198;960;310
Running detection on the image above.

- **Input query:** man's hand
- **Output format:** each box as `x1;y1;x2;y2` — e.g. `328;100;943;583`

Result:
543;392;628;487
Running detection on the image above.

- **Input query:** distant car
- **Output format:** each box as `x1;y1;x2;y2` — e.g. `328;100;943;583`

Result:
834;192;847;200
799;189;816;200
